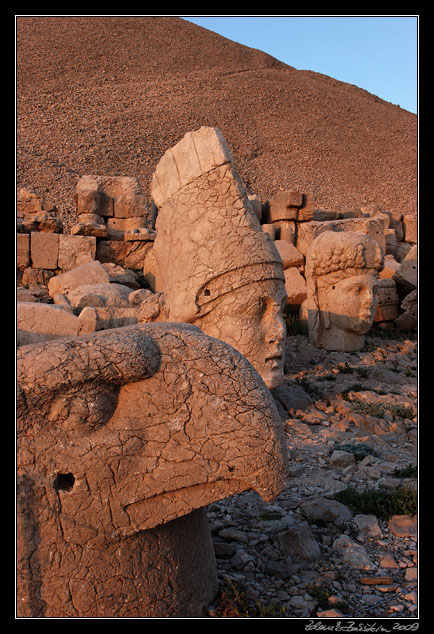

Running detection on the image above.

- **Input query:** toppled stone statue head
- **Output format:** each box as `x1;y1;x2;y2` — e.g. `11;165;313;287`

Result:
151;127;287;389
305;231;384;351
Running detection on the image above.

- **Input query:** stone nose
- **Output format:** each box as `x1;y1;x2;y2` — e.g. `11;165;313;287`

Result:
265;314;286;346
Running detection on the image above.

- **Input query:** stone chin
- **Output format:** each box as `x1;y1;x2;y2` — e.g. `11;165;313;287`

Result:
261;360;285;390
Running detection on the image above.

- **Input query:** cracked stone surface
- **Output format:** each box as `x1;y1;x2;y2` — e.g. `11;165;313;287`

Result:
152;127;287;390
305;231;384;351
16;322;288;617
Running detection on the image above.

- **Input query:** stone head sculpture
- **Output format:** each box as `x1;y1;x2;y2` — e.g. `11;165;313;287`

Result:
305;231;384;351
151;127;287;389
17;322;288;617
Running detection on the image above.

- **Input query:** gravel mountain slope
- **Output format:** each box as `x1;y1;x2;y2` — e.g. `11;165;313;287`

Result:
16;16;417;229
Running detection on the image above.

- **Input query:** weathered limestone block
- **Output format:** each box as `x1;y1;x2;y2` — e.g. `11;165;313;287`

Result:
374;279;399;322
17;234;30;270
247;193;263;222
21;267;57;288
17;302;96;346
17;287;51;304
107;216;147;232
113;193;148;219
64;282;134;312
82;306;140;330
142;246;160;292
97;239;153;270
393;245;417;295
385;228;398;257
395;289;417;332
305;231;383;351
313;209;341;221
107;225;156;242
274;240;304;270
151;127;287;390
78;213;105;225
284;267;307;307
17;187;54;217
48;260;110;297
296;192;316;222
30;232;59;270
379;254;400;280
17;323;288;617
101;262;142;289
137;291;166;323
403;215;417;244
277;220;296;243
268;190;300;222
76;175;146;219
296;217;386;257
262;223;276;239
70;222;108;238
58;235;96;272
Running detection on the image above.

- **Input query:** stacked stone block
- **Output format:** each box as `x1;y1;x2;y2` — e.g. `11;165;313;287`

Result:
16;171;417;339
251;190;416;331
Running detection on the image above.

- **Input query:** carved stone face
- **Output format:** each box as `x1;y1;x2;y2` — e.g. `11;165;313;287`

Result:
195;279;287;389
151;127;288;388
305;231;383;351
317;273;379;335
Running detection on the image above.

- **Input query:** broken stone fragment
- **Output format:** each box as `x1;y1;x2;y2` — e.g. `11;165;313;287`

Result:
48;260;110;297
65;282;133;312
268;190;301;222
274;240;304;270
374;278;399;322
284;267;307;307
393;244;417;295
16;302;97;346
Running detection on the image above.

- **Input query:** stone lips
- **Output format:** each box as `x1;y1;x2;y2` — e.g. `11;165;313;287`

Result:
16;16;417;232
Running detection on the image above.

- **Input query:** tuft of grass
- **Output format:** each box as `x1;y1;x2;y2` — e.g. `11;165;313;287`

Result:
338;363;354;375
342;384;365;398
284;311;307;336
355;367;370;379
333;484;417;521
394;464;418;479
332;442;380;461
259;512;284;522
344;397;414;420
306;583;349;614
210;579;287;618
295;376;319;396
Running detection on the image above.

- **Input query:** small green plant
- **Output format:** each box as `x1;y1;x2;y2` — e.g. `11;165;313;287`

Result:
355;367;370;379
342;384;364;398
332;442;380;461
317;373;337;381
211;579;287;618
394;464;418;479
306;583;350;614
306;583;332;609
348;399;414;420
296;376;318;396
333;484;417;521
284;311;306;336
338;363;354;374
259;512;284;522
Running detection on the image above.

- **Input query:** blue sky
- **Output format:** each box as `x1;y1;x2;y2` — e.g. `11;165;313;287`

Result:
181;16;418;114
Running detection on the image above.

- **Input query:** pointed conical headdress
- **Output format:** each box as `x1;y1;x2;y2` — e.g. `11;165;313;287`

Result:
151;127;284;322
